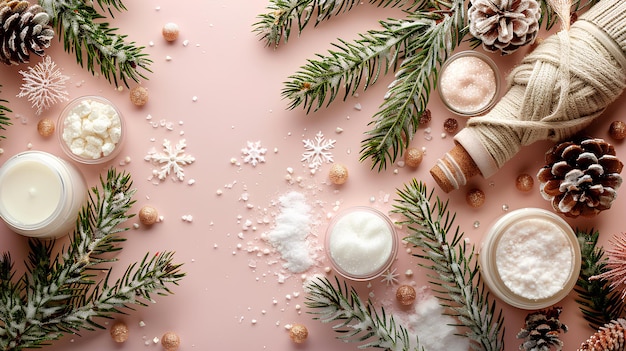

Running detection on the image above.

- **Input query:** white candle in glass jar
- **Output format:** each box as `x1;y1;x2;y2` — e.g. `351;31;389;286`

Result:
0;151;87;238
325;207;397;281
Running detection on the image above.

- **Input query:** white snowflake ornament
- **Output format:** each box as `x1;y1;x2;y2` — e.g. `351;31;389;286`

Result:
145;139;195;181
302;131;335;172
241;141;267;167
17;56;69;115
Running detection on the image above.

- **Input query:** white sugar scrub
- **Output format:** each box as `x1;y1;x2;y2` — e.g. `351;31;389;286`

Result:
266;191;316;273
326;207;398;280
479;208;581;309
438;51;500;116
58;96;125;164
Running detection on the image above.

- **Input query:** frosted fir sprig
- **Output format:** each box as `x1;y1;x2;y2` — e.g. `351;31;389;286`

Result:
393;180;504;351
39;0;151;87
0;169;185;351
304;275;423;351
0;87;11;138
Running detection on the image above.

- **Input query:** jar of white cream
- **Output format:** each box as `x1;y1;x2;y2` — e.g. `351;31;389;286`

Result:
479;208;581;309
325;207;398;281
0;151;87;238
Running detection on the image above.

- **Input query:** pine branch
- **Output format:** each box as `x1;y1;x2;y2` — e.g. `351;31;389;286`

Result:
0;87;11;139
0;168;185;351
574;228;625;330
39;0;151;87
253;0;427;48
304;275;423;350
392;180;505;351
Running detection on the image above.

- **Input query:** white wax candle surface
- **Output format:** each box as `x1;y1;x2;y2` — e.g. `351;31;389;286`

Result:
0;159;62;225
439;55;497;114
495;218;573;300
329;209;394;277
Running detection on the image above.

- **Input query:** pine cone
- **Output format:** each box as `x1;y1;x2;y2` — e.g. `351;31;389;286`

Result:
578;319;626;351
468;0;541;54
537;137;623;218
0;0;54;65
517;307;568;351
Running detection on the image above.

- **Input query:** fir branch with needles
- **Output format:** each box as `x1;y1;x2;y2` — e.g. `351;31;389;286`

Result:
304;275;424;351
574;229;624;330
0;88;11;139
39;0;151;87
393;180;504;351
0;168;185;351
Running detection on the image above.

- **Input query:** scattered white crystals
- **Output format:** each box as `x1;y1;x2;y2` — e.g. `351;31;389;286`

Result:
265;192;315;273
17;56;69;115
301;131;335;172
242;141;267;167
145;139;195;181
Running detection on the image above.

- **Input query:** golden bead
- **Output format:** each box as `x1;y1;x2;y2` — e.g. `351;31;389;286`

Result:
162;22;180;42
466;188;485;208
515;173;534;192
609;121;626;140
289;324;308;344
139;206;159;226
129;86;149;106
396;285;416;306
37;118;55;137
404;148;423;168
109;321;129;343
329;163;349;185
161;331;180;351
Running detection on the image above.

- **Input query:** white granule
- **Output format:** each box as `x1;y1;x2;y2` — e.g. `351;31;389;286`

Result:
495;218;573;300
266;191;315;273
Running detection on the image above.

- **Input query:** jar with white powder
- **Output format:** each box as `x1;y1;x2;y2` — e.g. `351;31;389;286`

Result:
325;207;398;281
58;96;125;164
479;208;581;309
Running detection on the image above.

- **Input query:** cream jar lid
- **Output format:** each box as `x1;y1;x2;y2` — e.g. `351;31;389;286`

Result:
479;208;581;309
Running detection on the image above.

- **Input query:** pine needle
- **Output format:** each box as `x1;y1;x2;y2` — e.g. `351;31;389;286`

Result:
0;87;11;139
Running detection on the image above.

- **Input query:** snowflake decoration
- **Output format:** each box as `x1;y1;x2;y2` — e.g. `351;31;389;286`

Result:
17;56;69;115
241;140;267;166
302;131;335;172
145;139;195;181
380;268;399;286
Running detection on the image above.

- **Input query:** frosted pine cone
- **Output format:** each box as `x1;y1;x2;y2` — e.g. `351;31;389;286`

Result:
0;0;54;65
537;137;623;218
578;319;626;351
468;0;541;54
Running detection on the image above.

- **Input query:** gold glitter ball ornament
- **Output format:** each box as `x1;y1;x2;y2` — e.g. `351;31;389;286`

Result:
139;206;159;225
289;324;308;344
516;173;534;192
161;331;181;351
396;285;417;306
109;321;129;343
404;147;423;168
329;163;348;185
609;121;626;140
162;22;180;42
129;86;149;106
37;118;55;137
466;188;485;208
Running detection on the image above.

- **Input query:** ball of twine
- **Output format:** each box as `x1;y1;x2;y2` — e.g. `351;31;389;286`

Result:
463;9;626;173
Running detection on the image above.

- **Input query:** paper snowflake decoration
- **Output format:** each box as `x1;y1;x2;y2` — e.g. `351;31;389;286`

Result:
591;233;626;299
241;141;267;166
17;56;69;115
145;139;195;181
302;131;335;171
380;268;399;286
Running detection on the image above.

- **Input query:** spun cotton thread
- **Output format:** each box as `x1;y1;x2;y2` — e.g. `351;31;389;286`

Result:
444;0;626;182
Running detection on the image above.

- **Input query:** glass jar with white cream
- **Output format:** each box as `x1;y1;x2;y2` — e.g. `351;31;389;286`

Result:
325;207;398;281
479;208;581;309
0;151;87;238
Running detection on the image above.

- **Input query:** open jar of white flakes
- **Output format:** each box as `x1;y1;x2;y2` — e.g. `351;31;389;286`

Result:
479;208;581;309
58;96;126;164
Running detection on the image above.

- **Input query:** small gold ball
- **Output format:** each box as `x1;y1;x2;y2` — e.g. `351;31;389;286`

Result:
129;86;149;106
37;118;55;137
404;148;423;168
109;321;129;343
515;173;534;192
609;121;626;140
289;324;308;344
466;188;485;208
396;285;417;306
162;22;180;42
139;206;159;226
161;331;181;351
329;163;349;185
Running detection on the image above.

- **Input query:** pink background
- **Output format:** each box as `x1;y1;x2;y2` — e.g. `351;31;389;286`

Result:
1;1;625;350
